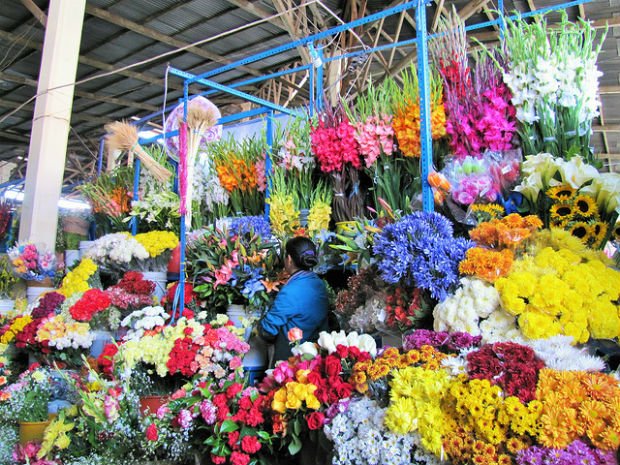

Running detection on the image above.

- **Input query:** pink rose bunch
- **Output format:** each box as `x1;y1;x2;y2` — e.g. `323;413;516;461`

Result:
354;115;395;168
451;174;498;206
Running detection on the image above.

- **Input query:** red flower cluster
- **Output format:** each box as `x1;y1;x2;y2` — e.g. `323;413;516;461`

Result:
466;342;545;402
31;292;65;319
69;289;111;322
105;271;154;310
310;110;361;173
14;320;50;353
385;286;430;331
166;336;200;377
118;271;155;294
97;343;119;376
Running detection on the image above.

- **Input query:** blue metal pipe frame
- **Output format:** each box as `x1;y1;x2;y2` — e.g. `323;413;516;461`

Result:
417;1;433;213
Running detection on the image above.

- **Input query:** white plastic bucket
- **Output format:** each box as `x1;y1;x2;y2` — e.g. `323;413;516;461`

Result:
26;286;55;305
141;271;168;302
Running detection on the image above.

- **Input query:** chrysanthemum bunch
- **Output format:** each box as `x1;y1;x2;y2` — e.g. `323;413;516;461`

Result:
324;397;416;465
516;439;617;465
58;258;98;298
85;233;149;272
534;369;620;450
495;246;620;342
373;212;472;301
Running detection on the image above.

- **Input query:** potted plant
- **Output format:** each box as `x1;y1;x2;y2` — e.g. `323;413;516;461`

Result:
12;368;53;445
0;255;17;314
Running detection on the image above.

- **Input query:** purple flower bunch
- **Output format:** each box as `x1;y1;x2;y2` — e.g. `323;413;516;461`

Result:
403;329;482;352
372;212;472;301
31;291;65;319
517;440;617;465
229;216;272;240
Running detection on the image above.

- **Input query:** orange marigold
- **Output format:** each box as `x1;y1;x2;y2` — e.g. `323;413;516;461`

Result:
459;247;514;282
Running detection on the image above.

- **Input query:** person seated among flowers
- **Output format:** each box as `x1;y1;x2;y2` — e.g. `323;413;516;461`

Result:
259;237;328;363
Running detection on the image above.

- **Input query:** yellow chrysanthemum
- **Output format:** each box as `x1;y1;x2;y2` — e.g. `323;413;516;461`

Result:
134;231;179;258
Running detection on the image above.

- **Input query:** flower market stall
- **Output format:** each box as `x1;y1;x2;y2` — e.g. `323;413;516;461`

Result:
1;1;620;465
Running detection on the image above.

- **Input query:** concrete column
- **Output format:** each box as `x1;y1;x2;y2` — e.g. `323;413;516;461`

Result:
18;0;86;248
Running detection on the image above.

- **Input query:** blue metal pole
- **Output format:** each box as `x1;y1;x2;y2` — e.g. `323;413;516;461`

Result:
265;111;274;221
316;47;324;113
188;0;421;83
176;82;189;320
417;0;434;213
309;43;315;117
170;68;301;117
498;0;505;41
131;159;141;235
97;137;105;175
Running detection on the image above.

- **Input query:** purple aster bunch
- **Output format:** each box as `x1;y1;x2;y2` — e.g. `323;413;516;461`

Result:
229;216;272;240
517;440;617;465
403;329;481;352
372;211;472;301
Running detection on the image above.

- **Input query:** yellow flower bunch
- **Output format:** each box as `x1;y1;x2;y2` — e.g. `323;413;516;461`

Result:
351;346;448;393
536;369;620;450
0;315;32;344
38;412;74;458
118;318;203;377
58;258;98;298
442;377;541;465
272;370;321;413
384;366;451;454
269;192;300;237
134;231;179;258
495;246;620;343
307;200;331;237
35;315;91;343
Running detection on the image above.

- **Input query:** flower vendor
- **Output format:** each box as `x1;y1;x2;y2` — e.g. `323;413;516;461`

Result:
259;237;329;363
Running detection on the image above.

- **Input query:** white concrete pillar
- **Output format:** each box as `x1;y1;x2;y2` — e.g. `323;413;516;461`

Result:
19;0;86;248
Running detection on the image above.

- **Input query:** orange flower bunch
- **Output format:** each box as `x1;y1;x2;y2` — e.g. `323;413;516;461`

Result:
391;65;446;158
349;345;448;393
469;214;543;250
535;369;620;451
459;247;514;283
216;156;257;193
393;100;447;158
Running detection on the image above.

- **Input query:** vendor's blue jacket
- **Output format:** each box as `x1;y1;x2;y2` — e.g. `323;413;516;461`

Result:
259;270;329;362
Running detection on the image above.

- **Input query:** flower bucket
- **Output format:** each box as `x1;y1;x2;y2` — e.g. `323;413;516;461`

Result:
0;299;14;316
26;280;55;305
139;395;169;416
64;249;80;268
167;244;181;274
78;240;94;258
19;420;50;445
89;330;114;358
142;271;167;302
243;335;267;371
226;304;246;328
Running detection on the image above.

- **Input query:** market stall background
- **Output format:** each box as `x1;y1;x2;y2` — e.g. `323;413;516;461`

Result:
0;0;619;189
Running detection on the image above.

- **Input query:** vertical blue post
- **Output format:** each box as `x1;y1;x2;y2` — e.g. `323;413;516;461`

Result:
309;43;315;117
171;159;179;194
97;137;105;175
131;159;141;235
177;83;189;319
316;47;324;113
498;0;505;41
416;0;434;213
265;110;274;221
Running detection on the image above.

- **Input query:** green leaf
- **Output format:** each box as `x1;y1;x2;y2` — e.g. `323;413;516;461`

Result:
288;435;302;456
219;419;240;434
292;418;301;436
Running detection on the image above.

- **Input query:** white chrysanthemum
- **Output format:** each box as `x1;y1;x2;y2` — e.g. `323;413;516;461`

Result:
524;336;606;372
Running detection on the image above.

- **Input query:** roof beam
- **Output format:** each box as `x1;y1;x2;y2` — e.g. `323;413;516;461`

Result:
0;71;159;112
0;29;184;92
19;0;47;27
225;0;286;30
431;0;446;31
601;86;620;95
458;0;490;22
84;5;304;93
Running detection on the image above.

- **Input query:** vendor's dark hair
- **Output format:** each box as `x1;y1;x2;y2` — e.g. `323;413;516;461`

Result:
286;237;318;270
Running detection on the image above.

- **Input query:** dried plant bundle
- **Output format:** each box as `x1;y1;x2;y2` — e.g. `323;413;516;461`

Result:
104;121;172;182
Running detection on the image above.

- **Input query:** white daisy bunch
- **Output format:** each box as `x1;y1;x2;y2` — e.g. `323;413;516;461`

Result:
325;398;414;465
524;335;606;371
121;305;169;341
433;278;500;336
86;233;149;267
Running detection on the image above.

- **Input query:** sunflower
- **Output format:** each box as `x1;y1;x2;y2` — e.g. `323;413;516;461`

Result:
547;185;576;201
613;223;620;242
590;222;608;248
572;195;598;218
471;203;505;222
549;203;573;225
569;222;591;242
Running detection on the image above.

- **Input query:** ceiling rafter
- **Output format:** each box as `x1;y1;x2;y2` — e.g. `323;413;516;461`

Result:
18;0;46;27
